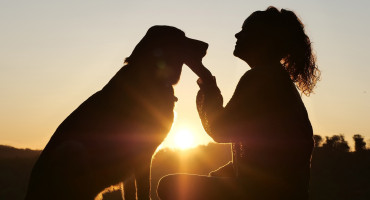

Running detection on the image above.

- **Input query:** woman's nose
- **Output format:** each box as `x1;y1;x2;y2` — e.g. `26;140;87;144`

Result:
235;31;241;39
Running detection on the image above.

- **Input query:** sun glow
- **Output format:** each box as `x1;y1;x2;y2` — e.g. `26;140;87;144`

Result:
157;125;213;151
173;129;195;150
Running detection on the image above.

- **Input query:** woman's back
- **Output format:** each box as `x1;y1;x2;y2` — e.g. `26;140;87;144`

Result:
229;65;313;199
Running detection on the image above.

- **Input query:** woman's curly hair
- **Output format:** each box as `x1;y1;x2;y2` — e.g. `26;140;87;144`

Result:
257;7;321;96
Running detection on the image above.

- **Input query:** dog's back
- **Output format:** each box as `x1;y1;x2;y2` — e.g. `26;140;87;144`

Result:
26;65;176;200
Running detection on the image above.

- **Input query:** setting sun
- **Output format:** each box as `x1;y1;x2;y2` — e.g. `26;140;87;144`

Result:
157;123;214;151
174;129;195;150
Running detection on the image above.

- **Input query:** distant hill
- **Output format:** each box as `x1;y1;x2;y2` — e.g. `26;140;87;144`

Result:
309;148;370;200
1;144;370;200
0;145;41;200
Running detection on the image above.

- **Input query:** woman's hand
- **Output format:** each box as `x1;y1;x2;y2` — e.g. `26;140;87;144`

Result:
185;60;213;82
182;39;214;82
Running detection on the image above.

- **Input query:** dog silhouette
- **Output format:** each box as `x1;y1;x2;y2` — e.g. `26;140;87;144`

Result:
25;25;208;200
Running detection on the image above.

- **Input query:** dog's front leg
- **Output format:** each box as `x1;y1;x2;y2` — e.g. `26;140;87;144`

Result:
135;162;151;200
124;175;137;200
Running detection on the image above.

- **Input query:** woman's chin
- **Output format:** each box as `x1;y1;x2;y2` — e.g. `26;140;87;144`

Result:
233;48;242;58
233;50;248;63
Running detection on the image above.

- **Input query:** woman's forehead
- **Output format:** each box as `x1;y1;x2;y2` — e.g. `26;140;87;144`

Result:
242;11;263;29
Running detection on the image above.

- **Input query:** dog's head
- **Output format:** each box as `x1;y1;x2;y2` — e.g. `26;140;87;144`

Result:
125;25;208;85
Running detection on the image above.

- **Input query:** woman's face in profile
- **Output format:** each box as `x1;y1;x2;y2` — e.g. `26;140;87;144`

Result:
233;22;248;60
233;13;267;64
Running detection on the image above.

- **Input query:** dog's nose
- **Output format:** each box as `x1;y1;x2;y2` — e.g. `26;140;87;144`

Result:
193;39;208;52
187;38;208;49
200;41;209;51
184;37;209;59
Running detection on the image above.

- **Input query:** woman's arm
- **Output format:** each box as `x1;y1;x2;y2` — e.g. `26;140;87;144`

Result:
188;61;310;147
195;75;225;142
186;61;266;143
196;74;260;143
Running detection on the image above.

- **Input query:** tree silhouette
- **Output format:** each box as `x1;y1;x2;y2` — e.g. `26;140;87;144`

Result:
353;134;366;152
322;135;350;152
313;135;323;147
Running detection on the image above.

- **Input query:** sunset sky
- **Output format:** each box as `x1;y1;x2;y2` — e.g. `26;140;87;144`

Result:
1;0;369;150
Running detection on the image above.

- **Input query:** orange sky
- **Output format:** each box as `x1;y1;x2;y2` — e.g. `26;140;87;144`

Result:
1;0;369;150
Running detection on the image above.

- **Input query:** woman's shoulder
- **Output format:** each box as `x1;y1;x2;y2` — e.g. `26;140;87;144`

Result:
240;65;287;85
239;65;298;100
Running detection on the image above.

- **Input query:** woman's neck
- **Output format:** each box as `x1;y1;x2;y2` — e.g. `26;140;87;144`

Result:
246;58;281;69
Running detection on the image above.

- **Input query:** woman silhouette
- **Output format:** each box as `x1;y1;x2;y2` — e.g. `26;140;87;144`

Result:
157;6;320;200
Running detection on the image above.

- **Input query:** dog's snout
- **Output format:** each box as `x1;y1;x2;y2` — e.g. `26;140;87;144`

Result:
184;37;208;59
198;40;208;50
193;39;208;51
186;38;207;49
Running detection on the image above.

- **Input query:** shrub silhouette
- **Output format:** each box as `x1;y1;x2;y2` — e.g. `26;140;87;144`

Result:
322;135;350;152
313;135;323;147
353;134;366;152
